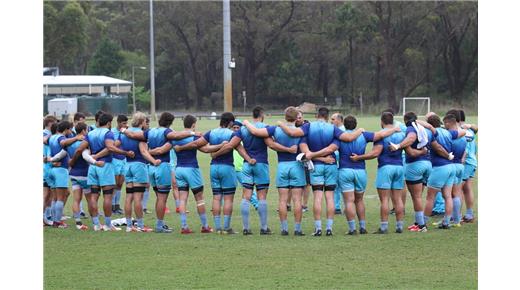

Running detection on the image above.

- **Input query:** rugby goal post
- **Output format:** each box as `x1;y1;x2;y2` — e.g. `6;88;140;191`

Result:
402;97;430;117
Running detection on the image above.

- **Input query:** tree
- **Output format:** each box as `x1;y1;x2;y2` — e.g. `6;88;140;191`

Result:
87;38;124;76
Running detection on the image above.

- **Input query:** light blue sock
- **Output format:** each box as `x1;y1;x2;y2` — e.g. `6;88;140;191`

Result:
250;191;259;208
112;189;121;206
295;223;301;232
415;211;425;226
314;220;322;230
199;213;208;228
79;201;85;214
50;201;56;220
143;189;150;209
452;197;462;223
45;207;52;219
465;208;474;219
258;200;268;230
443;215;451;225
396;220;404;231
126;217;132;227
281;220;288;231
156;219;164;229
73;211;81;222
137;218;144;228
53;201;64;223
105;216;112;227
92;216;100;226
380;221;389;231
180;213;188;229
348;220;356;231
240;199;250;230
424;215;430;224
326;218;333;230
175;200;181;208
224;215;231;229
359;220;366;229
214;215;221;230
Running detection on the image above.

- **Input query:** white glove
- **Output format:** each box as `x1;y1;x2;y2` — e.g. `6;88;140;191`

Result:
448;152;454;161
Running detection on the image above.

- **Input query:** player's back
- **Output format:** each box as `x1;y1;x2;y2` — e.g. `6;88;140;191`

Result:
405;126;434;163
119;127;145;163
49;134;69;168
147;127;172;162
273;126;300;162
431;127;456;167
306;121;335;152
452;135;467;164
338;131;374;169
239;122;268;164
465;129;477;167
207;127;234;165
43;129;51;157
376;129;406;168
67;140;88;175
111;128;126;160
172;135;199;168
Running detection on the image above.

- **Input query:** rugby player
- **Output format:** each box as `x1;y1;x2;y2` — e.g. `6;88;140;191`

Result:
111;114;128;215
459;109;478;223
43;115;58;226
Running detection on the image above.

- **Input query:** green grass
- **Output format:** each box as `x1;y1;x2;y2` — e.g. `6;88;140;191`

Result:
44;115;478;289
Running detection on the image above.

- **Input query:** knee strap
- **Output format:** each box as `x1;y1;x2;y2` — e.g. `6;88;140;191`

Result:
312;185;324;192
192;186;204;195
324;184;336;191
103;188;114;195
133;186;145;193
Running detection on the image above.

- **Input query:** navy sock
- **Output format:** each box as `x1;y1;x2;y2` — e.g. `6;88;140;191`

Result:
143;189;150;209
240;199;250;230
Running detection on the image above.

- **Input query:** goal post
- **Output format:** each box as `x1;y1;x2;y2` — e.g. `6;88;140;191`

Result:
402;97;430;117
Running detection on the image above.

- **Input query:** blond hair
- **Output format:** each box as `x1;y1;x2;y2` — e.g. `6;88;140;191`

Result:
131;112;147;127
284;106;299;122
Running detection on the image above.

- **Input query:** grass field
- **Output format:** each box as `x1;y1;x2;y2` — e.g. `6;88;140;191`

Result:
44;115;478;289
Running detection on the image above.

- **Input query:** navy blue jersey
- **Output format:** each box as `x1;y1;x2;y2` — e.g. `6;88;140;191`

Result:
171;135;200;168
233;122;269;164
300;120;341;165
203;128;235;165
267;125;300;162
337;131;375;169
111;128;126;160
49;134;69;169
120;127;148;163
404;126;434;164
86;128;115;163
147;127;173;163
374;129;406;168
67;139;88;176
431;128;458;167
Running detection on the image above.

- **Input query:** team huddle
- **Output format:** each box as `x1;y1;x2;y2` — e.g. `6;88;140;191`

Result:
42;106;477;236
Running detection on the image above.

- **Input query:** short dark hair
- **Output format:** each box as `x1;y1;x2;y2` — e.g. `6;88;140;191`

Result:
220;112;235;127
443;114;457;125
73;112;86;122
57;120;71;133
252;106;264;119
159;112;175;127
98;113;113;127
383;108;395;115
317;107;329;119
381;112;394;125
117;115;128;123
50;123;58;134
446;109;461;122
43;115;57;128
344;115;357;130
403;112;417;126
95;110;105;122
427;115;442;128
183;114;197;128
459;109;466;122
75;122;87;134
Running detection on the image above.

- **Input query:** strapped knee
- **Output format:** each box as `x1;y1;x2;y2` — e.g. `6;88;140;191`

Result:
126;187;134;194
192;186;204;195
242;183;254;190
133;186;146;193
103;188;113;195
324;184;336;191
312;185;324;192
90;187;100;194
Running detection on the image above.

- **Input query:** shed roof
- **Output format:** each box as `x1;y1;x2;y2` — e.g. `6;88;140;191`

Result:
43;75;132;86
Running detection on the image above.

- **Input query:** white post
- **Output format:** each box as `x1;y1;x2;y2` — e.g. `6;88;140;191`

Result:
223;0;232;112
149;0;156;120
132;66;136;114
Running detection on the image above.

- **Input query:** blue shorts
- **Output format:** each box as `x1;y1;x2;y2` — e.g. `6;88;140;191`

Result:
453;163;465;185
148;162;172;190
405;160;432;183
43;163;52;186
338;168;367;193
376;165;405;190
276;161;306;188
125;162;149;184
236;171;244;186
112;158;126;176
310;164;338;186
210;164;237;195
427;164;456;190
175;166;204;190
463;164;476;181
49;167;69;189
70;175;90;191
242;162;270;187
88;162;115;187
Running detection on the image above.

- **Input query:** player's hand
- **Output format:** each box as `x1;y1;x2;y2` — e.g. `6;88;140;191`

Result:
210;152;217;159
221;141;229;145
277;121;284;127
126;151;135;158
95;160;105;167
389;142;400;152
248;158;257;165
52;161;61;167
174;145;181;152
46;156;52;163
304;152;313;160
323;155;335;164
75;134;85;141
394;126;401;132
462;124;471;129
289;145;298;154
194;131;202;137
350;153;360;162
243;120;250;125
448;152;454;160
357;128;365;133
153;159;162;166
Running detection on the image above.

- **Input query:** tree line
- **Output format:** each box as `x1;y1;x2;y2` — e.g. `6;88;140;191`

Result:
44;1;477;114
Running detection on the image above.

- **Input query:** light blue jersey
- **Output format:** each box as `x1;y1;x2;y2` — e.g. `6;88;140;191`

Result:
203;128;235;165
465;128;478;167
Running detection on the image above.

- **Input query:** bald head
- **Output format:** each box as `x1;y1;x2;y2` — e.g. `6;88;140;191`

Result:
331;113;344;128
425;111;437;119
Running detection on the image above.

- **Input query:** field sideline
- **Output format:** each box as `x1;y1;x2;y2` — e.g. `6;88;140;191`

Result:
44;115;478;289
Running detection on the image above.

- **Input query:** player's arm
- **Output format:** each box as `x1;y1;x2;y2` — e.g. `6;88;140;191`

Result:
210;136;241;158
306;143;338;160
198;141;228;153
314;156;336;164
167;130;200;140
122;129;147;141
235;143;255;165
91;148;110;160
69;141;89;167
175;137;208;152
149;142;173;155
60;134;84;147
105;138;134;158
243;120;270;137
430;140;452;159
350;144;383;161
43;135;50;145
462;123;478;133
81;149;105;167
277;121;305;137
373;126;401;142
264;137;297;153
47;149;68;162
404;146;428;158
139;142;161;166
416;120;437;135
336;128;364;142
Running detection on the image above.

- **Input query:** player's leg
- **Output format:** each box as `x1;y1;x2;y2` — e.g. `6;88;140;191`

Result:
51;167;69;228
451;165;464;226
240;163;255;232
334;180;342;215
376;188;390;233
462;164;476;222
71;181;86;230
192;186;211;233
124;184;135;232
291;187;304;235
354;192;366;233
339;168;356;234
112;174;124;215
221;166;237;234
154;189;170;232
178;188;190;233
278;187;290;235
210;165;223;233
101;186;116;231
88;189;101;230
302;168;311;212
286;191;292;212
172;170;181;213
43;184;53;225
132;187;147;231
